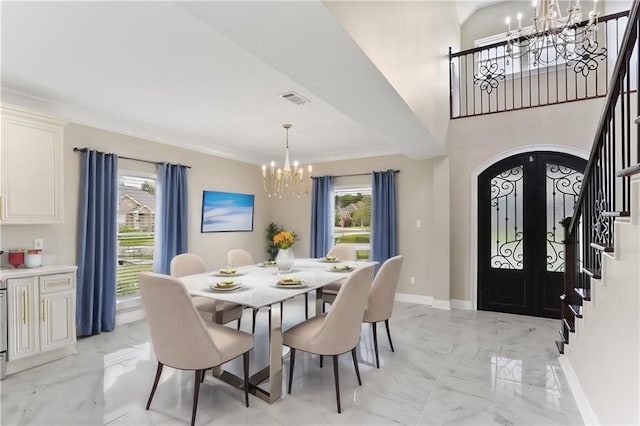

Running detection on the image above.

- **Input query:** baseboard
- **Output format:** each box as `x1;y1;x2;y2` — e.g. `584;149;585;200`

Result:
451;299;473;310
558;355;600;425
395;292;433;305
431;298;451;310
115;308;146;326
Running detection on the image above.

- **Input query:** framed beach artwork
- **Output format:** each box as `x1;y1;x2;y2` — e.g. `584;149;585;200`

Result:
201;190;255;233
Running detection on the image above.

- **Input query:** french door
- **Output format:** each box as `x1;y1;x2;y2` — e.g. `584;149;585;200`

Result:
478;152;586;318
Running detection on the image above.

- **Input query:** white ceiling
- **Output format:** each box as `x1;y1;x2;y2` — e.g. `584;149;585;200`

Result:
1;1;492;166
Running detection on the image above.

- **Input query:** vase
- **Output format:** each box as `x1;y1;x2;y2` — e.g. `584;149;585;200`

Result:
276;248;295;272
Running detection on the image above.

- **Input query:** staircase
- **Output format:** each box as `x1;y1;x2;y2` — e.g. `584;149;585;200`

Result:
555;1;640;423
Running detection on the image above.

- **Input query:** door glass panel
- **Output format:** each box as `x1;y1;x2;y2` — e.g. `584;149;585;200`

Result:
546;164;583;272
490;165;524;269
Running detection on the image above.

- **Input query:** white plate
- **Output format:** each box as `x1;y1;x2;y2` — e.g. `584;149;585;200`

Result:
328;266;354;273
208;283;243;292
258;262;277;267
274;282;308;289
318;258;340;263
210;270;244;277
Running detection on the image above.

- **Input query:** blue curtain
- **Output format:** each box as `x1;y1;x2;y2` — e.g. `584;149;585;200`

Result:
371;170;398;264
76;150;118;336
154;163;189;274
310;176;335;257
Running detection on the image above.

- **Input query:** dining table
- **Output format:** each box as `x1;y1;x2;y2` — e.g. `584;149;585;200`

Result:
179;257;376;403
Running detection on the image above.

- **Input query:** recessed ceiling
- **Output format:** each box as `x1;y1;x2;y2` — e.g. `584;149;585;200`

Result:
1;1;455;165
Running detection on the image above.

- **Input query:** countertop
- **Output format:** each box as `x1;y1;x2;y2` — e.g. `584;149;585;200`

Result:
0;264;77;279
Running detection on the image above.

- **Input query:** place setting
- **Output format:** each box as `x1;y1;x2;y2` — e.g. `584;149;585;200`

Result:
210;268;244;277
273;277;308;289
328;264;355;273
318;256;340;263
207;280;245;292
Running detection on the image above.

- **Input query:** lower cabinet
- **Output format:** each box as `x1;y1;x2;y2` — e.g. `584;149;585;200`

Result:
5;270;76;371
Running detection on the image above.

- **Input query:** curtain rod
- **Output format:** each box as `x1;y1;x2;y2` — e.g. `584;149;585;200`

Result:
313;169;400;179
73;147;191;169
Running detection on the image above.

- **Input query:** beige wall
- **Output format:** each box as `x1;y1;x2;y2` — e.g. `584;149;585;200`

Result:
447;98;603;302
0;123;270;270
269;154;444;299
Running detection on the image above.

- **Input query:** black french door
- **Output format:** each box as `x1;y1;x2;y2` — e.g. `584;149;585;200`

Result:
478;152;586;318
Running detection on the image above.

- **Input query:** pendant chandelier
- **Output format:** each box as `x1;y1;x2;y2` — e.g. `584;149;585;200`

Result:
504;0;600;66
261;124;312;198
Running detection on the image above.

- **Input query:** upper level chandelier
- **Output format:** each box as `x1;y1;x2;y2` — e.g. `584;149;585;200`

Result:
261;124;312;198
504;0;601;66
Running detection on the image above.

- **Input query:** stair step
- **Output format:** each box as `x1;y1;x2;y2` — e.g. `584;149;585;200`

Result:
590;242;614;252
558;330;568;344
564;318;575;333
569;304;584;318
575;287;591;301
602;211;631;218
617;163;640;177
581;267;602;279
555;340;565;354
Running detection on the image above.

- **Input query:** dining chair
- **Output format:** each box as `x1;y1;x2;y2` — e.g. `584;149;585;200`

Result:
321;244;358;308
138;272;253;426
362;255;404;368
225;249;262;333
170;253;243;329
283;264;375;413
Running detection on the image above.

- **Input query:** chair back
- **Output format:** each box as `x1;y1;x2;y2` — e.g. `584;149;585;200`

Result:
364;255;404;322
327;244;357;261
310;264;375;354
170;253;206;277
226;249;255;268
138;272;223;369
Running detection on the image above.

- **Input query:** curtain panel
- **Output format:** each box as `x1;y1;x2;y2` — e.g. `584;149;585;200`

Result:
154;163;189;274
371;170;398;264
76;150;118;336
310;175;335;258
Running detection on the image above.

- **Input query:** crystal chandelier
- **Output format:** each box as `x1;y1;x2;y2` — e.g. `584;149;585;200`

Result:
505;0;600;66
261;124;312;198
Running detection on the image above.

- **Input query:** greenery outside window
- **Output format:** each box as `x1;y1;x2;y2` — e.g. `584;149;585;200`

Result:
334;187;371;260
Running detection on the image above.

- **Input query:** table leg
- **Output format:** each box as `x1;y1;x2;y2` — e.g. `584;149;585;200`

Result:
212;298;224;376
267;301;283;402
315;288;323;316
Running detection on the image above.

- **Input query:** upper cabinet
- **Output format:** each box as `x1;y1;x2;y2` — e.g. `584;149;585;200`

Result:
0;105;67;224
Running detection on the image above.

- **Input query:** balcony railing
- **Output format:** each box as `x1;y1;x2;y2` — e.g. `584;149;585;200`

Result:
449;10;630;118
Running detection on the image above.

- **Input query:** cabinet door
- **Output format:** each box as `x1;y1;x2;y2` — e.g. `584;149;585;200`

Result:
7;277;39;360
1;105;65;224
40;291;75;352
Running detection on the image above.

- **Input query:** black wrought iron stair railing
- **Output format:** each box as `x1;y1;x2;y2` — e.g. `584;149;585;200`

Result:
557;0;640;354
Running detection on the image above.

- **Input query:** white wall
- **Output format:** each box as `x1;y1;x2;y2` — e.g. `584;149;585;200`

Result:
0;122;270;270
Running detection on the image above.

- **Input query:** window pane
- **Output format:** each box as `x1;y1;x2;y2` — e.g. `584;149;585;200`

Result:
334;187;371;260
117;176;156;296
490;165;524;270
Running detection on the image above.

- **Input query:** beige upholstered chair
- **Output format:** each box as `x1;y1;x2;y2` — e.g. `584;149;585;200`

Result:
283;264;375;413
321;244;359;306
170;253;243;328
225;249;262;333
363;255;404;368
138;272;253;426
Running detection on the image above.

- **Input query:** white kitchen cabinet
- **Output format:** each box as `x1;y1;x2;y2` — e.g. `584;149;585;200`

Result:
0;104;66;224
3;266;77;376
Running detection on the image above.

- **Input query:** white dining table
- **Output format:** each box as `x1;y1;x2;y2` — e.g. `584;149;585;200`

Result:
179;258;375;403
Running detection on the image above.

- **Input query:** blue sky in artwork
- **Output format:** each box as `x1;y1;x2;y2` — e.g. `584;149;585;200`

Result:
202;191;254;232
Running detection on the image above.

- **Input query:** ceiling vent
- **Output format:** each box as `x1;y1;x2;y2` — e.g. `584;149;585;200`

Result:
279;91;309;106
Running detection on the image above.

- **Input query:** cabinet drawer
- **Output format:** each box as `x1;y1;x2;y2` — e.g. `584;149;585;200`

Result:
40;273;74;294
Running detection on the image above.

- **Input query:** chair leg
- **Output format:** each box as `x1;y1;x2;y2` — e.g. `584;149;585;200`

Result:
332;355;341;413
320;354;323;368
146;362;163;410
252;309;257;334
288;348;296;394
351;348;362;386
243;351;250;407
237;317;241;330
192;370;203;426
372;322;380;368
200;369;206;383
304;293;309;319
384;319;395;352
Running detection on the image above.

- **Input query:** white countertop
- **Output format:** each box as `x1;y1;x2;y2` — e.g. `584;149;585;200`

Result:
0;264;77;279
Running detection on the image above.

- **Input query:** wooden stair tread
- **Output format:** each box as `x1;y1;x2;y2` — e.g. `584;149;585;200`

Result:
569;304;583;318
575;288;591;301
617;163;640;177
581;267;601;279
602;211;631;218
563;318;575;333
590;242;614;252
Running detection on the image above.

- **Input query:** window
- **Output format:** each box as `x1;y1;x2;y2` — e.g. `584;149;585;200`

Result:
117;174;156;298
333;187;371;260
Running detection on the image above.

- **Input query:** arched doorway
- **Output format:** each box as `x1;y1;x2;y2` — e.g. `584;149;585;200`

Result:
477;151;586;318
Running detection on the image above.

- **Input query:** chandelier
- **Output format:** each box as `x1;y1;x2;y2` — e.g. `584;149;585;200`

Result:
504;0;600;66
261;124;312;198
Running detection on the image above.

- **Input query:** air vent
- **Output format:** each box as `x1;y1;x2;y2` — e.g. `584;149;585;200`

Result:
279;91;309;106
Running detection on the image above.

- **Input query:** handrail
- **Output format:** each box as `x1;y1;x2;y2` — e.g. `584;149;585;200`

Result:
567;1;640;233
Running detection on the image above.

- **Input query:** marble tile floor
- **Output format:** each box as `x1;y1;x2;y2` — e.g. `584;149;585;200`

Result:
0;298;584;425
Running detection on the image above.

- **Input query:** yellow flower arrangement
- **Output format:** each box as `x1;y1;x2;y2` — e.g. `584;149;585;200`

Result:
273;230;295;250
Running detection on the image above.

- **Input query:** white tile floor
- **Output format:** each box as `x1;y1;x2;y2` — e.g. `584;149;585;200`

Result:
0;298;584;425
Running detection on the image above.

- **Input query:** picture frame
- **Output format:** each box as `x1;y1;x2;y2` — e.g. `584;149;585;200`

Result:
201;190;255;233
